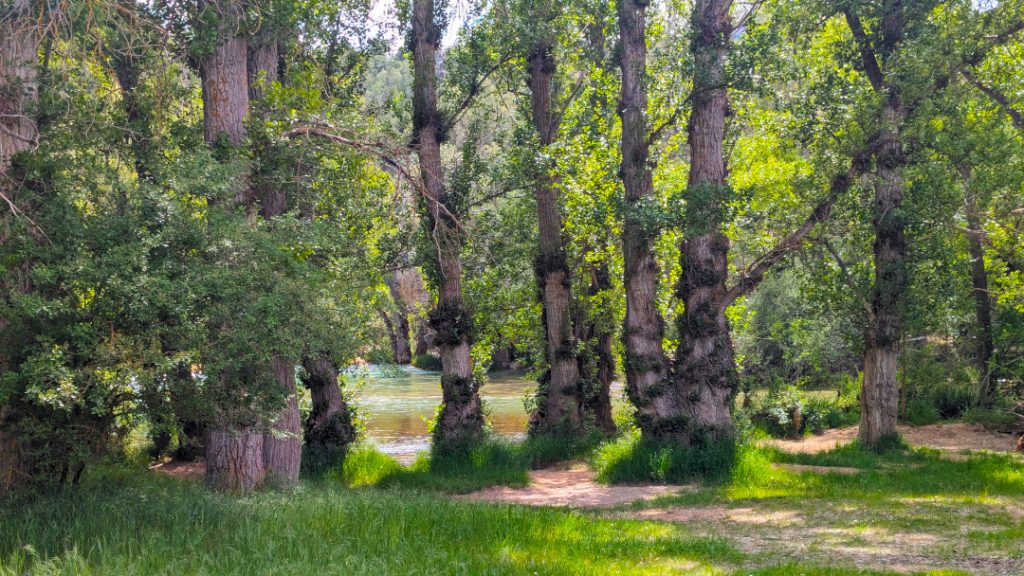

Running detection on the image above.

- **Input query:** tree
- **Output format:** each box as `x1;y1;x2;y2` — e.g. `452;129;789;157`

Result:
410;0;484;447
0;0;40;491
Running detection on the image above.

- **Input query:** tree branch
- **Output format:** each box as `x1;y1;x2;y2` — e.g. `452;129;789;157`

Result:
720;150;872;308
843;10;885;93
962;68;1024;132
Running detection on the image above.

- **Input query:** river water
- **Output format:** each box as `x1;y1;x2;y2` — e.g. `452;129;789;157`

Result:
345;365;536;461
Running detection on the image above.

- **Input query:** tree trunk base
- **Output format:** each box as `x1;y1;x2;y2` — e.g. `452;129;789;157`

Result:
206;428;266;493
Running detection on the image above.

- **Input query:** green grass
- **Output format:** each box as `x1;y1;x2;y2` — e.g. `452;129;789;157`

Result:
340;432;607;494
3;430;1022;575
592;429;737;484
0;463;979;576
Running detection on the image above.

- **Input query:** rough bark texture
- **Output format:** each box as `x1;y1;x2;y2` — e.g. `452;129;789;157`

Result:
302;356;356;472
0;0;37;174
850;4;908;447
961;167;995;406
201;37;249;150
617;0;673;436
385;273;413;364
411;0;483;447
526;43;582;433
670;0;736;442
0;0;39;492
205;429;266;492
261;357;301;485
199;5;266;490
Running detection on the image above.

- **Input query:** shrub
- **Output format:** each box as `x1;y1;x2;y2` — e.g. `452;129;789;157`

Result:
904;396;940;426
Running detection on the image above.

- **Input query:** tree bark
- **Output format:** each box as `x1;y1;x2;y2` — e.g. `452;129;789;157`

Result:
617;0;673;437
205;429;266;492
669;0;736;443
0;0;39;492
198;1;266;491
301;356;356;471
526;43;583;433
960;166;995;406
847;4;908;447
411;0;483;447
261;357;301;485
245;31;302;485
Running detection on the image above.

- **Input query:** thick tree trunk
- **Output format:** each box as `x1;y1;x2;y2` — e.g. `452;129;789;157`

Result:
854;5;907;448
205;429;266;492
261;357;301;485
246;35;302;485
526;43;582;432
617;0;673;436
385;274;413;364
0;0;39;492
198;4;266;491
860;116;906;446
961;169;995;406
301;356;356;471
411;0;483;447
670;0;736;443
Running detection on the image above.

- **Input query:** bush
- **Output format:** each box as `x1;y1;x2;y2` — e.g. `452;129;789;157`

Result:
904;397;940;426
963;407;1021;434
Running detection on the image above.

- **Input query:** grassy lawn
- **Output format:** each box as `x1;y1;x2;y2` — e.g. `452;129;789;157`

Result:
1;441;1021;575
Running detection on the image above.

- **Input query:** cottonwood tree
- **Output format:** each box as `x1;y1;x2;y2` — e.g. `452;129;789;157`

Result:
0;0;40;491
409;0;484;447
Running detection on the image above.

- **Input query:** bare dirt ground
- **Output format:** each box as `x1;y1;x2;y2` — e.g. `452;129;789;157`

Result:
457;461;685;508
768;422;1020;455
149;459;205;480
459;423;1024;575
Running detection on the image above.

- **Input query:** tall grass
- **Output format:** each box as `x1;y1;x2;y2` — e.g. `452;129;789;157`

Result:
338;431;606;494
0;466;740;576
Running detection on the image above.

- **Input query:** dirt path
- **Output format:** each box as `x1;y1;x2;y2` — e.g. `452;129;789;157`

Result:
767;422;1020;454
457;462;686;508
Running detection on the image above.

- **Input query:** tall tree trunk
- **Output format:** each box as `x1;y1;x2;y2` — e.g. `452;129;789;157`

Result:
848;4;908;447
962;175;995;406
617;0;673;436
301;356;356;472
411;0;483;447
0;0;40;491
246;32;302;486
671;0;736;443
385;274;413;364
198;1;265;491
526;43;582;432
860;110;905;446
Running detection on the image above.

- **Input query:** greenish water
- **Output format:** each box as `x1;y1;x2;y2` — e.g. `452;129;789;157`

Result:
345;365;536;461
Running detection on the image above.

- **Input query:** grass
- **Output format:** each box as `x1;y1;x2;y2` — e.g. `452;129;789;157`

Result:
340;432;607;494
592;429;737;484
0;462;981;576
2;429;1021;575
